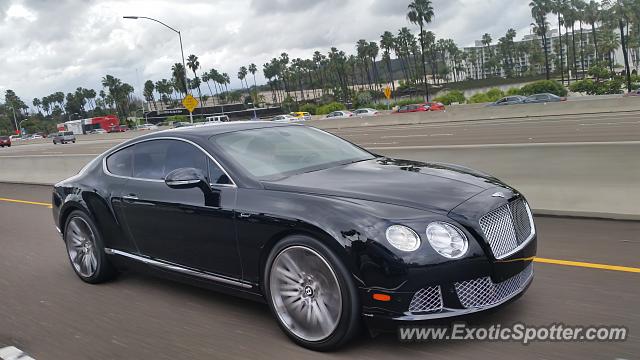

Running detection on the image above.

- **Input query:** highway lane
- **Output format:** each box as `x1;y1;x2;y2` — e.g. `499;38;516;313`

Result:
1;111;639;157
0;183;638;359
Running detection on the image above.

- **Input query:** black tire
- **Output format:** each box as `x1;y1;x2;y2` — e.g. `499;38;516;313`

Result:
72;140;76;143
53;141;57;145
63;210;116;284
263;235;360;351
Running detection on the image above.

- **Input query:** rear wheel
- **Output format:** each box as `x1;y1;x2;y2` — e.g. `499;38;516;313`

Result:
64;210;116;283
264;235;360;351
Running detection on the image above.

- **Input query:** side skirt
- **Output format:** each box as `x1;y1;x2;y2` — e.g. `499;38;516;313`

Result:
104;248;253;289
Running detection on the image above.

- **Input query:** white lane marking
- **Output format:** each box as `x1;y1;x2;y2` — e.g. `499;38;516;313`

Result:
358;142;398;146
381;133;453;139
0;346;35;360
579;121;640;126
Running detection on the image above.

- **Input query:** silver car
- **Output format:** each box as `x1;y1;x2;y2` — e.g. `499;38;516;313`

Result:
52;131;76;144
353;108;380;117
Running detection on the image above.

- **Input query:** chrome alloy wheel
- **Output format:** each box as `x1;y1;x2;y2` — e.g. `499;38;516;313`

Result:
65;217;99;278
269;246;343;342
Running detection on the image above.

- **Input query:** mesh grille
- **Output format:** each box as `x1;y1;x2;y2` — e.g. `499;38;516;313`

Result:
408;286;443;313
479;198;534;259
455;264;533;309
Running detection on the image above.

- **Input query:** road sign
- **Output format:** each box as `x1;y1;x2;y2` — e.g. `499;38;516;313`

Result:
182;94;199;113
384;86;392;100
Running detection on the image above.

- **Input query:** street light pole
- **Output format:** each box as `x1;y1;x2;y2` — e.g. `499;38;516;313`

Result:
9;106;18;134
123;16;193;123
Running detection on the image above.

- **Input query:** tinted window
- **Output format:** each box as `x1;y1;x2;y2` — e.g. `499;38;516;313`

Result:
106;146;134;177
64;132;74;136
132;140;207;180
208;159;232;185
212;126;374;179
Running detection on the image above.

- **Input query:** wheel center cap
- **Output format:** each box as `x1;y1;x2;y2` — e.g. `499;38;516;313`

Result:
303;285;314;297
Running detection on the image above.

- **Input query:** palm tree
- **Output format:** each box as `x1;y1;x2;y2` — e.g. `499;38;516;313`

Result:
237;67;248;102
530;0;552;79
248;63;258;100
552;0;567;84
583;0;600;61
407;0;434;101
186;54;203;107
32;98;42;114
171;63;188;96
143;80;156;111
481;33;493;78
380;31;396;97
574;0;587;77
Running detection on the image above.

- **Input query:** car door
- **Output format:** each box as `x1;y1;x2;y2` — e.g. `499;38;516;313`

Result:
118;139;241;279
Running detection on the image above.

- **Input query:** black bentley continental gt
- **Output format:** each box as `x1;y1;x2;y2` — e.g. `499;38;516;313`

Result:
52;122;536;350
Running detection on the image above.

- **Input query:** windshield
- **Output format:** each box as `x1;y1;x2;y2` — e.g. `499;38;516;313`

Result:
212;126;374;180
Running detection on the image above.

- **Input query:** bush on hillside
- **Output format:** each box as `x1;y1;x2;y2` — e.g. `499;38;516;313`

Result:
519;80;568;97
316;102;347;115
468;92;491;103
506;87;522;96
485;88;505;102
299;103;318;115
434;90;466;105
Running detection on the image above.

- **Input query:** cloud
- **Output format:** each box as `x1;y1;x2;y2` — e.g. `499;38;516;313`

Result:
0;0;536;105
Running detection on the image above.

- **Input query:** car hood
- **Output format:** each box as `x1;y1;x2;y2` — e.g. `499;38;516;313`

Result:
262;158;508;214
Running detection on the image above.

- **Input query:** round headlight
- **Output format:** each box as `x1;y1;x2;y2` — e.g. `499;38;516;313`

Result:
385;225;421;252
426;222;468;259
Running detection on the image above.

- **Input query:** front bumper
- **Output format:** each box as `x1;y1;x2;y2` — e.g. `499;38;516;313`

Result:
361;260;534;325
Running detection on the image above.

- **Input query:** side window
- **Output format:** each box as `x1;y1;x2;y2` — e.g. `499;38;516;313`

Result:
162;140;207;177
131;140;207;180
208;159;232;185
106;146;134;177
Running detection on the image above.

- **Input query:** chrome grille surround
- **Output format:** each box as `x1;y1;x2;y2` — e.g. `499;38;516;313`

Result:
455;264;533;309
479;198;535;259
408;285;443;313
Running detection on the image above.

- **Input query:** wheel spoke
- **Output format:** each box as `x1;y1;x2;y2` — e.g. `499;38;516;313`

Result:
269;246;343;342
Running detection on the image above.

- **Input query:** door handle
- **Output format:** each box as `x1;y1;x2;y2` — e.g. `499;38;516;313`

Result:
123;194;139;201
238;213;251;219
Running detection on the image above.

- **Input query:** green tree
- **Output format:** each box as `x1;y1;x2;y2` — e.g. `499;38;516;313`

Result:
407;0;434;100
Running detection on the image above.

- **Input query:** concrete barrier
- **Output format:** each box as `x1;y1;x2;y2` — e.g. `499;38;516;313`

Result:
1;142;638;220
371;141;640;220
310;96;640;130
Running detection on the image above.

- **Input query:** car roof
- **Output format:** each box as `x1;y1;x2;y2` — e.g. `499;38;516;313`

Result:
153;121;297;138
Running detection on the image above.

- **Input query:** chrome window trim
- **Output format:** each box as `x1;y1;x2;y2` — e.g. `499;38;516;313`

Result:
104;248;252;289
102;136;237;188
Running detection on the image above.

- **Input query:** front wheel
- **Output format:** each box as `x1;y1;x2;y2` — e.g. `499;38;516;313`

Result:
64;210;116;284
264;235;360;351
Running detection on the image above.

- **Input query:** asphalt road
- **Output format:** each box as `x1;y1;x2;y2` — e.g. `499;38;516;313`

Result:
2;111;639;157
0;183;638;359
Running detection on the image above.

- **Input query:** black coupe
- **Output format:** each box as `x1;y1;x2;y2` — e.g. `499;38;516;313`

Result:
52;122;536;350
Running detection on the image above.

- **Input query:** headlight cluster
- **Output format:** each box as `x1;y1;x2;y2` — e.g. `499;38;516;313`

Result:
425;222;468;259
385;222;468;259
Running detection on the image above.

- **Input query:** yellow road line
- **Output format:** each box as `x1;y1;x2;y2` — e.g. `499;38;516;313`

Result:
0;197;52;208
534;257;640;273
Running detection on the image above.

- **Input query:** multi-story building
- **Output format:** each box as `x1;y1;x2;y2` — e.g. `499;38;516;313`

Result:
462;28;625;81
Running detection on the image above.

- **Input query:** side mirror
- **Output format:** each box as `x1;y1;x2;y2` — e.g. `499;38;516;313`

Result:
165;168;207;189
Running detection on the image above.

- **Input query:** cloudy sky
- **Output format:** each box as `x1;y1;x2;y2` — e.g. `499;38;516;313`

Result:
0;0;534;104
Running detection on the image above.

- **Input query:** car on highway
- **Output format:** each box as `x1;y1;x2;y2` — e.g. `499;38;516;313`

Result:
487;95;528;106
623;89;640;97
325;110;353;119
205;115;231;123
52;131;76;144
290;112;312;121
52;122;536;350
137;124;159;131
29;134;44;140
108;125;128;133
89;129;107;135
0;136;11;147
271;114;299;122
353;108;380;117
523;93;567;103
9;135;22;142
